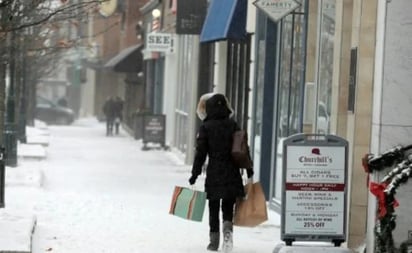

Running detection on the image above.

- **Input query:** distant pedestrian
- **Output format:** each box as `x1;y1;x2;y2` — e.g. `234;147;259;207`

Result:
103;96;115;136
188;93;253;252
113;96;124;135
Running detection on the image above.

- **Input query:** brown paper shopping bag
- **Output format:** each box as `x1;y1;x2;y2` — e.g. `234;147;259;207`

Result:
234;181;268;227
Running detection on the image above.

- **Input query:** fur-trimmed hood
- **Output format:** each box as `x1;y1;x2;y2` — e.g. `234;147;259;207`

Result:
196;93;234;121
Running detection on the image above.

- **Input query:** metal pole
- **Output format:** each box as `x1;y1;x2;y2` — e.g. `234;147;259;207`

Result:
4;30;18;167
0;146;5;207
18;32;27;143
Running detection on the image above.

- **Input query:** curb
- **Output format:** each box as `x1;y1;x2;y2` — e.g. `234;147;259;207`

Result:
0;213;37;253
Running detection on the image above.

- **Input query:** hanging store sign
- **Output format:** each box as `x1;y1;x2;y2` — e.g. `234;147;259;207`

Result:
176;0;207;34
282;134;348;246
253;0;300;22
145;33;175;53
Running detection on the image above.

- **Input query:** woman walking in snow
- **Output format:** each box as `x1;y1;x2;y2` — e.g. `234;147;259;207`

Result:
189;93;253;252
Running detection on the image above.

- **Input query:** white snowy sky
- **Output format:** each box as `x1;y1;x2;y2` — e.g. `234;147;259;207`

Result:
4;118;283;253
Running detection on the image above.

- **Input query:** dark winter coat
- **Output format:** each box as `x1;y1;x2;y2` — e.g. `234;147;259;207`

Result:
113;97;124;120
103;98;115;120
191;93;252;200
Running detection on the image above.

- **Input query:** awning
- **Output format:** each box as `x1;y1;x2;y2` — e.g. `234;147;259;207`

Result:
199;0;247;43
104;44;143;73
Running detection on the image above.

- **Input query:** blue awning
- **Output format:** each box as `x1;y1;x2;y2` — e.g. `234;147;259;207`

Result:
200;0;247;43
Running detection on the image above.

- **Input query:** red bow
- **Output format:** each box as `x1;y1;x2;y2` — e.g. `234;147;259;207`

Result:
369;181;399;218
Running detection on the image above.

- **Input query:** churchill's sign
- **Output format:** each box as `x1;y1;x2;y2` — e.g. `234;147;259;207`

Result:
281;134;348;247
146;33;174;53
253;0;300;22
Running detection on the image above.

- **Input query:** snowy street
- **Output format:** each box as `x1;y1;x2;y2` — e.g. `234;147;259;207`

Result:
19;118;281;253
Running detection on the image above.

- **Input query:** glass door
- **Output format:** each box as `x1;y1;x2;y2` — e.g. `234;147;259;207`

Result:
272;2;308;203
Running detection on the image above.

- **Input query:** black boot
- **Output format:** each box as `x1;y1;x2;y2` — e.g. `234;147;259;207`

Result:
207;232;220;251
222;221;233;253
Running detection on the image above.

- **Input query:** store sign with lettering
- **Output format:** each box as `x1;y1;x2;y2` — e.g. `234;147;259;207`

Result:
146;33;174;53
284;145;346;235
176;0;207;34
143;114;165;145
253;0;300;22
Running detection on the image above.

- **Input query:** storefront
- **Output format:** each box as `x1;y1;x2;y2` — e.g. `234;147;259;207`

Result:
199;0;251;129
140;1;165;114
173;35;199;158
252;0;339;211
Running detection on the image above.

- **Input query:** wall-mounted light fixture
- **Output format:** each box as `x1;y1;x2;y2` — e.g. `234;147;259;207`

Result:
152;9;161;18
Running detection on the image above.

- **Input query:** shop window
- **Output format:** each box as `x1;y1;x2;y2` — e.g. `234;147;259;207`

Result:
274;12;307;202
252;1;308;207
314;0;336;134
277;13;306;139
175;36;194;154
226;37;250;130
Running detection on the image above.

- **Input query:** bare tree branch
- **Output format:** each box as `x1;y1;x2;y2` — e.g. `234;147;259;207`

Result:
1;0;102;32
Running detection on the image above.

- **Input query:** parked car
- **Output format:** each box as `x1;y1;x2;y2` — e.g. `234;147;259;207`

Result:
35;96;75;125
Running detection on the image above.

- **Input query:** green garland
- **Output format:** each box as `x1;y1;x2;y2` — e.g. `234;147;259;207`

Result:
362;146;412;253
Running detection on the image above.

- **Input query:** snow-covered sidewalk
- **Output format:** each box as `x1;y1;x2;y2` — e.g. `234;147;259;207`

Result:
0;122;49;253
1;118;282;253
0;161;44;252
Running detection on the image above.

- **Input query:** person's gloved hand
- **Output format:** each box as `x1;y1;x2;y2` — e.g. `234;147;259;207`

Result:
188;175;197;185
246;169;254;178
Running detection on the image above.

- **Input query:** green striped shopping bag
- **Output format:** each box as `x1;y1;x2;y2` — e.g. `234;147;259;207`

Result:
169;186;206;222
